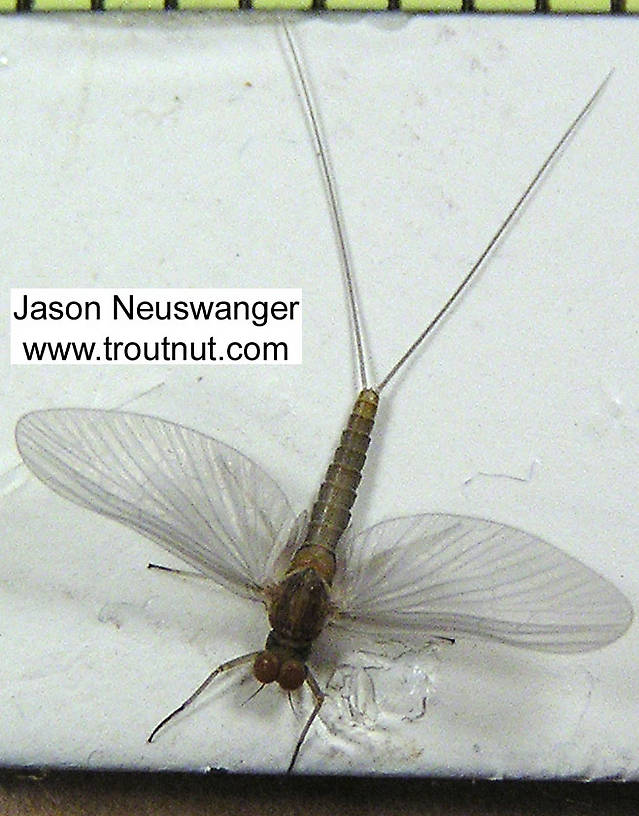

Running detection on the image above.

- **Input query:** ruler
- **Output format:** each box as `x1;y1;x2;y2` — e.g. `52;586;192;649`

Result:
1;0;637;11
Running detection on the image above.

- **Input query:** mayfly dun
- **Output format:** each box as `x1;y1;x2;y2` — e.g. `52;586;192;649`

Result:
15;25;632;773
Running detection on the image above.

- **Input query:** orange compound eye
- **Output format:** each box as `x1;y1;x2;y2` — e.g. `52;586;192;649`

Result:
278;659;306;691
253;651;280;684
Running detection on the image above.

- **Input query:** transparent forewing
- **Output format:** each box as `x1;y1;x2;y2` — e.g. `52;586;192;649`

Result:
332;514;632;653
16;409;298;599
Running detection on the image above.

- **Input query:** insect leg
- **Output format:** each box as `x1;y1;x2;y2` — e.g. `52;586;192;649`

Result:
147;652;260;743
146;561;211;581
146;563;208;579
287;670;325;774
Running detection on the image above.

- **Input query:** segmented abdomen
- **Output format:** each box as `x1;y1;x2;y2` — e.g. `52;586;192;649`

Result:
287;388;378;582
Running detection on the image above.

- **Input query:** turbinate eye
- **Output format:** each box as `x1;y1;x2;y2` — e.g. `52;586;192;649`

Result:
278;659;306;691
253;651;280;684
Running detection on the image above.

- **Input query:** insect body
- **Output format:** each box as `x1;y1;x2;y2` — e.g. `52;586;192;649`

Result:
261;389;377;655
14;30;632;773
255;388;378;765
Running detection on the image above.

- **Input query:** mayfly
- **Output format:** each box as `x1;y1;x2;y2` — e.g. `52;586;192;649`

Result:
15;26;632;773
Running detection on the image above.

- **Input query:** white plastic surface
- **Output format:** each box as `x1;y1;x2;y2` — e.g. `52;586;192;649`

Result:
1;13;638;777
